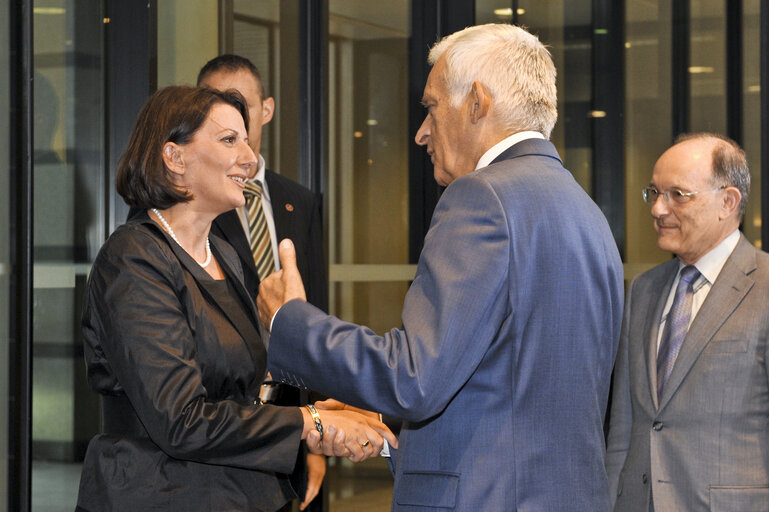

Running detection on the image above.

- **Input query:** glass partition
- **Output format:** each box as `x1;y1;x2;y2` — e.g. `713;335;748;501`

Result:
328;0;411;334
476;1;593;192
624;0;674;275
689;0;726;133
31;1;105;510
742;0;761;246
325;0;411;508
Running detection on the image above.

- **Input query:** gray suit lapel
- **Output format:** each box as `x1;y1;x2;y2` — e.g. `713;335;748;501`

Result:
644;261;679;410
657;235;756;409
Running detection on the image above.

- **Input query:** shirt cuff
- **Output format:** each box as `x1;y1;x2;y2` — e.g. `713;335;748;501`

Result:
270;304;285;333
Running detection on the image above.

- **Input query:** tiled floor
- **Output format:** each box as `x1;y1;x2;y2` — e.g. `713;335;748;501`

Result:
31;456;394;511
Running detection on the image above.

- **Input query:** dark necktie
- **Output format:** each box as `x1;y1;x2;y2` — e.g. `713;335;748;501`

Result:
243;180;275;281
656;265;701;399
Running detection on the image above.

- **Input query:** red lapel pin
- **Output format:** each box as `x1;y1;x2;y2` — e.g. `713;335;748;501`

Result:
285;203;294;212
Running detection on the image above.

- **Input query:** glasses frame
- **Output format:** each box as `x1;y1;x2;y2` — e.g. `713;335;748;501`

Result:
641;185;727;205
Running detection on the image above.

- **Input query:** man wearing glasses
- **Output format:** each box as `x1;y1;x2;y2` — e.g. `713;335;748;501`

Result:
605;132;769;511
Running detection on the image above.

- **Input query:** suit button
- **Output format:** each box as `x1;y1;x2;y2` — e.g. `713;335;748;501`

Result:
652;421;663;431
642;473;648;484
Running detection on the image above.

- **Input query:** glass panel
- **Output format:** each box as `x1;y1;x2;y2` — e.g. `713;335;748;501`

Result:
475;1;593;192
156;0;218;87
475;0;513;25
624;0;673;274
742;0;761;247
0;0;10;504
232;0;280;170
327;0;410;328
327;0;410;508
31;1;105;510
689;0;726;132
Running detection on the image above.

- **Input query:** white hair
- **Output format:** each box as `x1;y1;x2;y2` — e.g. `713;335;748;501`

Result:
428;24;558;138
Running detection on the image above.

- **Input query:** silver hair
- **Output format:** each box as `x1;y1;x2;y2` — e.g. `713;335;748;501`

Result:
674;132;750;217
428;24;558;138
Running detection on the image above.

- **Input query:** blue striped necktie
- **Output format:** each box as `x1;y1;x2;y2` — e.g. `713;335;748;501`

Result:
656;264;701;399
243;180;275;281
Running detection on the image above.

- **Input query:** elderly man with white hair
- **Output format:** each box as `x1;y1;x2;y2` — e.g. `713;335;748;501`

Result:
258;24;623;511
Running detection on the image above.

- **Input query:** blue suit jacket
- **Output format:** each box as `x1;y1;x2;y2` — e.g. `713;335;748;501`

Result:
269;139;623;511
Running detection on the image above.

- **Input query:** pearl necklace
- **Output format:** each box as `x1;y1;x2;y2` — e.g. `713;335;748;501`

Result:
151;208;212;268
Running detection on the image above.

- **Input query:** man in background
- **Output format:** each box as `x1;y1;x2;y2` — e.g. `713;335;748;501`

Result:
198;54;327;512
606;133;769;511
258;24;623;511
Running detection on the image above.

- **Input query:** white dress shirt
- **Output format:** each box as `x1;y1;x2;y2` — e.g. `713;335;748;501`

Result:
656;229;741;352
475;131;545;170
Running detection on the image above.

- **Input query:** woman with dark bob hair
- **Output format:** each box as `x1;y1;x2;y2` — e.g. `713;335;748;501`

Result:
76;85;395;511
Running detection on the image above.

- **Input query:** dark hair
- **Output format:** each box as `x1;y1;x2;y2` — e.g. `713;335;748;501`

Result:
197;54;266;99
674;132;750;216
116;85;250;209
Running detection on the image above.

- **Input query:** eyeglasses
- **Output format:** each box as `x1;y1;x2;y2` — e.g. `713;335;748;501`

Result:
641;185;726;205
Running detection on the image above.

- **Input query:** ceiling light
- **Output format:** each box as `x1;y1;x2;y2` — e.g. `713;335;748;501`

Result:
34;7;66;15
688;66;714;74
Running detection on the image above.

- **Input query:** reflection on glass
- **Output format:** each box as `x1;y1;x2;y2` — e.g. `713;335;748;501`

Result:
475;1;593;192
31;1;104;510
327;1;410;508
233;0;281;171
624;0;673;270
742;0;761;247
689;0;726;133
328;0;410;334
156;0;218;87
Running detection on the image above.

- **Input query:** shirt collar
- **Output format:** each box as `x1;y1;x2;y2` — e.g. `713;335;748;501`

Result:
248;154;269;201
684;228;741;285
475;131;545;170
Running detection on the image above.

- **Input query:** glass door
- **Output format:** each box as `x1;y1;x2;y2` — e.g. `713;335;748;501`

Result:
31;1;105;510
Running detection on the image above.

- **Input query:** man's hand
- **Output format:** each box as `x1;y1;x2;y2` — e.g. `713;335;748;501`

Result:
302;407;398;462
300;453;326;510
315;398;381;421
257;239;307;330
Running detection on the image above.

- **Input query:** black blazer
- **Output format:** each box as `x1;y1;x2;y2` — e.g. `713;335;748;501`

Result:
211;169;328;312
77;212;302;511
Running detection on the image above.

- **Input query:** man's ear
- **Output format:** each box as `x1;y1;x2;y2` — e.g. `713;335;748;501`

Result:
469;81;491;124
162;142;185;177
261;97;275;126
719;186;742;220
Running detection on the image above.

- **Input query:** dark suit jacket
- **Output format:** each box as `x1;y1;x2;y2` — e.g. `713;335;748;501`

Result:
211;169;327;312
268;139;624;511
606;235;769;511
77;212;303;511
209;169;326;505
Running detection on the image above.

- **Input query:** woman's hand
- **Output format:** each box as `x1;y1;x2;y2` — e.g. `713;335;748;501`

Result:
299;453;326;510
300;407;398;462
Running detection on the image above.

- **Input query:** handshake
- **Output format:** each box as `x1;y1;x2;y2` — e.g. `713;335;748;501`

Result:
300;398;397;463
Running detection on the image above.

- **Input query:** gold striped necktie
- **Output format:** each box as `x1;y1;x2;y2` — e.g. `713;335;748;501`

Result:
243;180;275;280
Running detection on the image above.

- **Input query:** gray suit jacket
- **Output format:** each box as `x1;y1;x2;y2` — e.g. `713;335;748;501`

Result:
269;139;624;511
606;234;769;512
